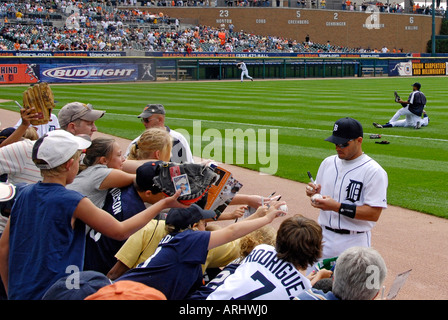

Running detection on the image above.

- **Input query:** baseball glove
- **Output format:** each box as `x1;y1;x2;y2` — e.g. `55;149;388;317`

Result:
22;82;55;125
153;162;219;205
394;91;400;103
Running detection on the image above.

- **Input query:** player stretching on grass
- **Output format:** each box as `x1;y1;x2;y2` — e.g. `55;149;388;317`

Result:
237;61;254;82
373;82;429;129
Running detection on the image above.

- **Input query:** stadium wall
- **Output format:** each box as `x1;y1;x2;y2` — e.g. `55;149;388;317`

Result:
153;8;443;53
1;56;448;84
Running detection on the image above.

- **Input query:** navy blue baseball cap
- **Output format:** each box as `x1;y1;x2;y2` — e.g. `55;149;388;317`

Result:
0;127;16;143
325;117;363;145
135;160;163;193
42;271;111;300
412;82;421;90
166;204;216;230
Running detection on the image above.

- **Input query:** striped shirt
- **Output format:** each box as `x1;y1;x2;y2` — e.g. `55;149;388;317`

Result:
0;139;41;184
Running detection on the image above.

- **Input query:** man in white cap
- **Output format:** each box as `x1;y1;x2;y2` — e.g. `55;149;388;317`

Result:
125;104;194;163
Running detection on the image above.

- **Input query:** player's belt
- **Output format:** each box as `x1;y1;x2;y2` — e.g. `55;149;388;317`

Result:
325;226;365;235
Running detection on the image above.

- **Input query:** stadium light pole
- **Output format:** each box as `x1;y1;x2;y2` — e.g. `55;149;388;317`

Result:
431;0;436;56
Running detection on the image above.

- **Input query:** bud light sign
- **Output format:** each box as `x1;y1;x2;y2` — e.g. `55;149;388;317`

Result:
40;63;138;82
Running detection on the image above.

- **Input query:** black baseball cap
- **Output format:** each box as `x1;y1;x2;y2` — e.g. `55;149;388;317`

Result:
412;82;421;90
325;117;363;145
135;161;163;193
138;104;166;118
166;204;216;230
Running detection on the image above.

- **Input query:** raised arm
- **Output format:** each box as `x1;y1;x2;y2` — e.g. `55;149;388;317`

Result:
74;190;184;241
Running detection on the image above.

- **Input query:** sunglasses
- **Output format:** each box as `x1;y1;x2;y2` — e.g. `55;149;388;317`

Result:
141;117;156;124
335;139;354;148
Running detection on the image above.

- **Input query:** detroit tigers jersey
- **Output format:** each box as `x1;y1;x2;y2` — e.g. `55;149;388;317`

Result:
207;244;311;300
316;153;388;232
407;90;426;117
239;62;248;72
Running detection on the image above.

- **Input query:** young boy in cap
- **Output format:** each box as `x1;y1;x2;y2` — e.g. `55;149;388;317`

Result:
306;117;388;263
115;201;287;300
83;160;167;275
0;131;184;300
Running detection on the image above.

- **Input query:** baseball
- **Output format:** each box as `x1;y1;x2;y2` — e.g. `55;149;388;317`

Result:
279;204;288;213
311;193;323;204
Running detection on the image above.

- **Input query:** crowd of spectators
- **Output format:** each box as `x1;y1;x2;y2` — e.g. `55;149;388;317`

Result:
0;0;432;53
1;20;387;54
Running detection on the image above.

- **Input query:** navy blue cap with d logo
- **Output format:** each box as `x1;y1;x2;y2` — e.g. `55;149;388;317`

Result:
325;117;363;145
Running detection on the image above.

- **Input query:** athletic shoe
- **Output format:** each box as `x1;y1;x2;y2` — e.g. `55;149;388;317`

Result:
251;78;254;81
373;122;383;128
415;121;421;129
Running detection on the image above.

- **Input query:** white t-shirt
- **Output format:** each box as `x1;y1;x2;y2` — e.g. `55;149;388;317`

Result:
207;244;312;300
316;153;388;232
14;113;60;138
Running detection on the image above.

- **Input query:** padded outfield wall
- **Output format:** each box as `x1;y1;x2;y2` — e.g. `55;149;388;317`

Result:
154;7;443;53
1;54;448;84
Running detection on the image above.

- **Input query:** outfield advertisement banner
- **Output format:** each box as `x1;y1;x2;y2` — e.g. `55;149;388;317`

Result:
39;63;139;82
0;64;39;84
389;61;448;76
412;62;447;76
389;61;413;76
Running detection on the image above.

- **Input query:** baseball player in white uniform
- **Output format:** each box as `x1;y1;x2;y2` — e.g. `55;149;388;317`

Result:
237;61;254;82
306;117;388;262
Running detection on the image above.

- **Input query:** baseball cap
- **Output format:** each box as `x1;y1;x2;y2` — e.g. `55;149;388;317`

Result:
58;102;105;128
412;82;421;90
84;280;167;300
135;160;163;193
32;130;92;169
138;104;166;118
166;204;217;230
42;271;112;300
0;182;16;202
325;117;363;145
0;127;16;143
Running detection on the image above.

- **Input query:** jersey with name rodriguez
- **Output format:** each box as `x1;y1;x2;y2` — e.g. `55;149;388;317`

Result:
316;153;388;232
207;244;311;300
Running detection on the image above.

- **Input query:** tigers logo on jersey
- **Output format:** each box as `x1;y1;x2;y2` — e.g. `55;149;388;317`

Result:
345;180;363;203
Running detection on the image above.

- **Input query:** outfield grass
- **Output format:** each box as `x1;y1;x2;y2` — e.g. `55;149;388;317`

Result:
1;76;448;218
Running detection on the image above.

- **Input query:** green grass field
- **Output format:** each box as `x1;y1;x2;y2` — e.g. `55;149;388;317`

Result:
1;76;448;218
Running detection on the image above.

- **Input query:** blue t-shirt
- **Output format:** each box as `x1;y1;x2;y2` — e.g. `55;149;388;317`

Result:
8;182;85;300
83;185;146;275
117;229;211;300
